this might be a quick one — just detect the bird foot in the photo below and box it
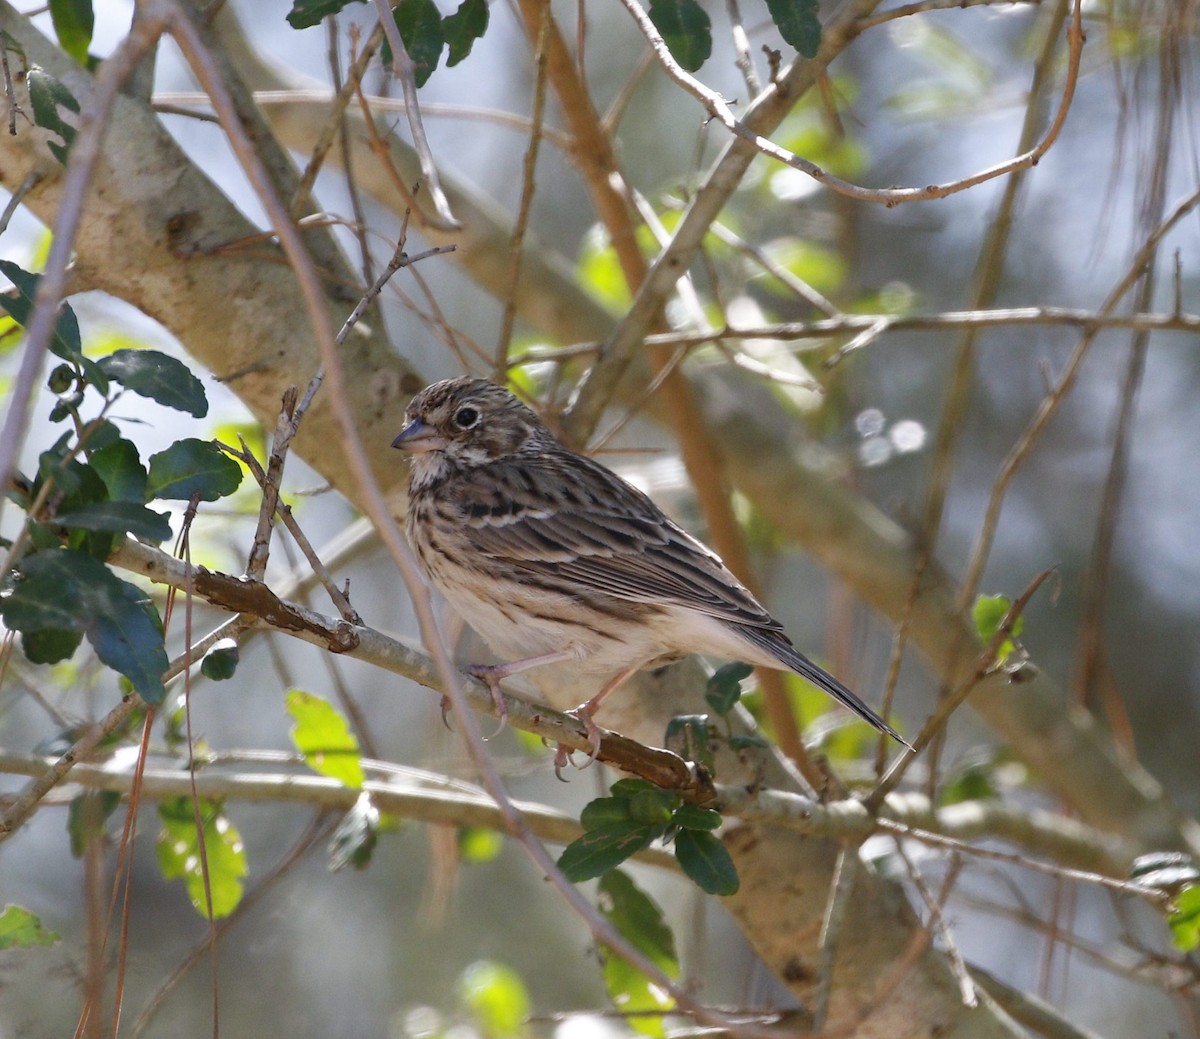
[465,664,510,740]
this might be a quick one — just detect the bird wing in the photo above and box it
[449,450,785,633]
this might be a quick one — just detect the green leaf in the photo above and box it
[1,549,167,701]
[286,689,365,788]
[1169,885,1200,952]
[22,626,83,664]
[705,662,751,716]
[55,501,172,542]
[89,436,147,503]
[25,66,79,163]
[0,905,60,949]
[146,438,243,501]
[938,759,999,806]
[286,0,366,29]
[647,0,711,72]
[597,871,678,1036]
[387,0,445,85]
[628,788,675,826]
[90,580,169,703]
[580,796,634,830]
[609,778,659,799]
[765,0,821,58]
[674,829,739,895]
[556,821,658,882]
[328,791,380,871]
[672,803,721,831]
[99,349,208,417]
[0,259,86,364]
[443,0,488,65]
[156,797,248,918]
[49,0,94,65]
[972,594,1025,663]
[458,960,531,1039]
[67,790,121,857]
[200,638,240,681]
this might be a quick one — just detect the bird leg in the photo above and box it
[556,662,647,774]
[466,649,576,738]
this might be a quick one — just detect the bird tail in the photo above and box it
[740,626,909,748]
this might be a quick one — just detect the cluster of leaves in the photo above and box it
[287,0,488,86]
[286,0,820,82]
[0,262,243,704]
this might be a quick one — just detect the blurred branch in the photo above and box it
[0,752,1139,881]
[512,306,1200,365]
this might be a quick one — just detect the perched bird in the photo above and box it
[393,376,904,761]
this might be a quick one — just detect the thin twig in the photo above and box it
[370,0,459,229]
[614,0,1084,206]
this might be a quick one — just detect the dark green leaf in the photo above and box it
[99,349,208,417]
[705,661,751,715]
[25,66,79,163]
[663,713,712,768]
[286,689,365,788]
[200,638,240,681]
[672,803,721,831]
[580,796,633,830]
[0,259,85,363]
[156,796,247,918]
[89,437,147,503]
[21,627,83,664]
[67,790,121,857]
[597,870,677,969]
[765,0,821,59]
[0,549,167,701]
[609,778,658,799]
[387,0,444,85]
[443,0,488,65]
[1170,885,1200,952]
[56,501,172,542]
[146,439,243,501]
[286,0,366,29]
[49,0,94,65]
[647,0,711,72]
[328,792,380,871]
[557,821,658,882]
[628,788,675,826]
[0,905,60,949]
[90,580,168,703]
[674,829,739,895]
[597,871,678,1035]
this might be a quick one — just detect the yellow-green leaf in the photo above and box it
[286,689,365,788]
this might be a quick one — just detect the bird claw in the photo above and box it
[466,664,510,741]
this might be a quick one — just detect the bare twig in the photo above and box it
[613,0,1084,207]
[370,0,459,229]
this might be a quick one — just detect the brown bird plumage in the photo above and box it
[393,377,903,757]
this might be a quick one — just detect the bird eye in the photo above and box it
[453,407,480,429]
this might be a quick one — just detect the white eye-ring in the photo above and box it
[453,406,480,429]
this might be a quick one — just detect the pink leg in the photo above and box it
[557,661,647,773]
[467,649,576,738]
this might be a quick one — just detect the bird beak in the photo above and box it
[391,418,448,453]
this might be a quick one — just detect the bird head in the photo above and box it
[392,378,550,477]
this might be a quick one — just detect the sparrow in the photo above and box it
[393,376,903,762]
